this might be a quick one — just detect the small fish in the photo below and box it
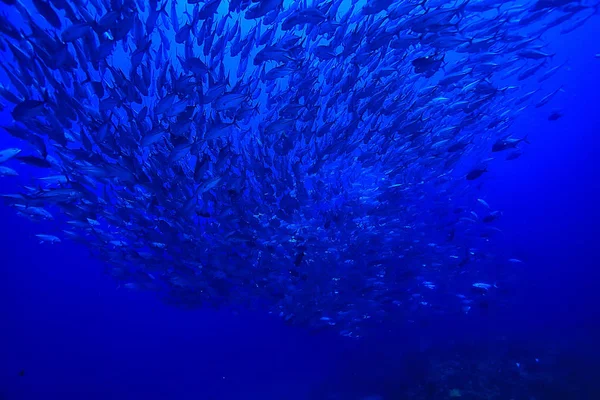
[35,234,61,244]
[508,258,524,263]
[199,176,222,193]
[168,143,192,163]
[61,23,91,42]
[0,166,18,176]
[466,168,487,180]
[472,282,495,291]
[141,130,166,147]
[517,49,554,60]
[548,110,562,121]
[0,148,21,163]
[506,150,523,161]
[32,0,61,29]
[11,100,46,121]
[37,175,68,184]
[15,205,53,220]
[477,199,490,209]
[535,86,565,108]
[492,136,529,152]
[16,156,52,168]
[214,93,248,111]
[482,211,502,223]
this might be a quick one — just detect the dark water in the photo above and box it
[1,0,600,399]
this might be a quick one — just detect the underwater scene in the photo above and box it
[0,0,599,398]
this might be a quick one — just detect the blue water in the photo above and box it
[1,1,600,399]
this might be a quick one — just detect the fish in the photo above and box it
[0,0,592,336]
[548,110,563,121]
[61,23,92,42]
[16,156,52,168]
[14,205,53,220]
[0,148,21,163]
[32,0,62,29]
[168,143,192,164]
[214,93,248,111]
[472,282,495,291]
[506,150,523,161]
[477,199,490,209]
[0,165,18,176]
[492,137,529,152]
[482,211,502,223]
[535,86,564,108]
[517,49,554,60]
[466,168,487,180]
[35,234,61,244]
[11,100,46,121]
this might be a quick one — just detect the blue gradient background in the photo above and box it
[1,7,599,400]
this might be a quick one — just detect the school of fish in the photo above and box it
[0,0,597,337]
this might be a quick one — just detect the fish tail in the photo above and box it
[20,29,32,40]
[232,116,241,129]
[81,70,92,85]
[40,90,50,103]
[158,1,169,16]
[457,0,471,12]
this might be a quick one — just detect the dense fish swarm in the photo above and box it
[0,0,597,336]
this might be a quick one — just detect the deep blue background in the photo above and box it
[1,11,599,400]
